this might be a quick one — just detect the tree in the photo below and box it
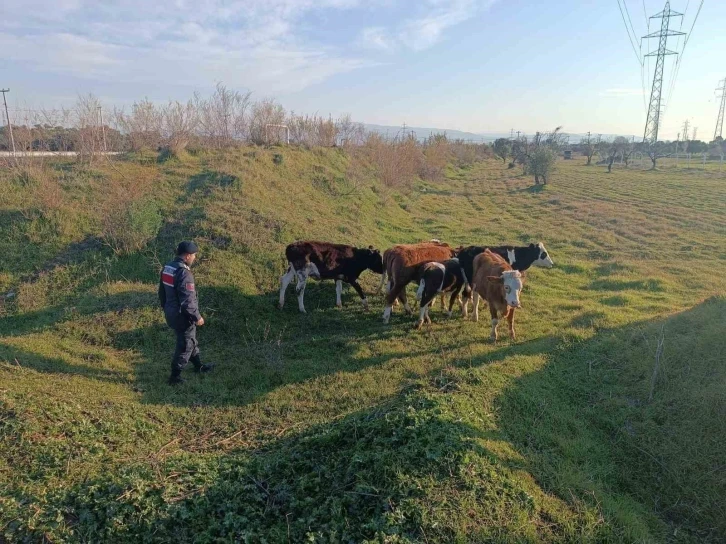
[644,141,669,169]
[602,136,630,173]
[619,137,635,168]
[519,127,564,184]
[493,138,511,164]
[580,136,597,165]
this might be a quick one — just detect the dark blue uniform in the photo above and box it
[158,257,203,378]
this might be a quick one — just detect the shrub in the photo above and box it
[101,199,162,255]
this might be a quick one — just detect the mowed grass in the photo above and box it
[1,151,725,543]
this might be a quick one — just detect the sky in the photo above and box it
[1,0,725,140]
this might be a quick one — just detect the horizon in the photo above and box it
[2,0,726,141]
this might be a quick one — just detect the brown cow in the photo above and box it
[470,249,524,341]
[382,241,456,324]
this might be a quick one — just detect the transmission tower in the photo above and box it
[642,1,685,145]
[714,78,726,141]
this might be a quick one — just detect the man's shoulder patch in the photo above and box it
[185,283,195,291]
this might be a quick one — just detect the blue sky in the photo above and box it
[2,0,725,140]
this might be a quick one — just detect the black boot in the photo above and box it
[168,374,186,385]
[191,353,214,374]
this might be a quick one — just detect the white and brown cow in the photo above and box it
[381,241,456,324]
[470,249,524,341]
[413,258,467,329]
[279,241,384,313]
[458,242,552,315]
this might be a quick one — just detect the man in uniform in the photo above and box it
[158,241,214,385]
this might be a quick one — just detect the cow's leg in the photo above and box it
[461,284,472,317]
[416,279,426,302]
[439,292,446,312]
[400,289,412,315]
[295,269,309,313]
[489,305,499,342]
[335,280,343,308]
[377,271,387,294]
[471,291,480,322]
[425,305,432,324]
[349,279,369,310]
[416,291,435,329]
[384,283,405,324]
[506,308,516,340]
[279,263,295,309]
[447,289,460,317]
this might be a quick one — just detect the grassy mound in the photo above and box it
[1,151,724,542]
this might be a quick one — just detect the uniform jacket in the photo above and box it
[158,257,201,326]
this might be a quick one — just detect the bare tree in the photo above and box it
[335,114,365,147]
[580,135,597,166]
[160,100,198,155]
[194,83,251,147]
[74,94,103,161]
[620,138,635,168]
[644,141,670,169]
[249,99,286,145]
[602,137,629,173]
[114,99,162,151]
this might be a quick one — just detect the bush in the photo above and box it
[101,199,162,255]
[527,147,558,184]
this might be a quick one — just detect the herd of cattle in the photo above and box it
[278,240,553,340]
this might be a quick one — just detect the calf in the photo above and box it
[377,239,444,295]
[414,258,466,329]
[470,249,524,341]
[279,241,383,313]
[382,241,456,323]
[458,242,552,315]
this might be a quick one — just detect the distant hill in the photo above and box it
[362,124,641,144]
[362,123,509,143]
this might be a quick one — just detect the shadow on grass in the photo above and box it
[4,289,724,541]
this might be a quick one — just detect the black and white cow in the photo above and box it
[279,241,384,313]
[456,242,553,315]
[413,258,467,328]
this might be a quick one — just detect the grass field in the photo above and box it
[1,150,725,543]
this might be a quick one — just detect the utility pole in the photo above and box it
[98,106,107,152]
[682,119,690,154]
[675,132,680,166]
[510,128,514,139]
[692,126,697,142]
[516,130,521,139]
[642,1,685,147]
[1,88,16,157]
[714,78,726,141]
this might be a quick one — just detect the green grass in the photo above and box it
[1,151,725,542]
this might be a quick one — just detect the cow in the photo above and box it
[377,239,445,295]
[381,241,456,324]
[413,258,467,329]
[470,249,524,342]
[279,241,384,313]
[457,242,552,316]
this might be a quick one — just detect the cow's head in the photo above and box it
[303,260,321,280]
[531,242,554,268]
[363,246,384,274]
[487,270,524,308]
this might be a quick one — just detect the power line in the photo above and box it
[663,0,704,115]
[617,0,643,65]
[642,0,649,27]
[623,0,639,46]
